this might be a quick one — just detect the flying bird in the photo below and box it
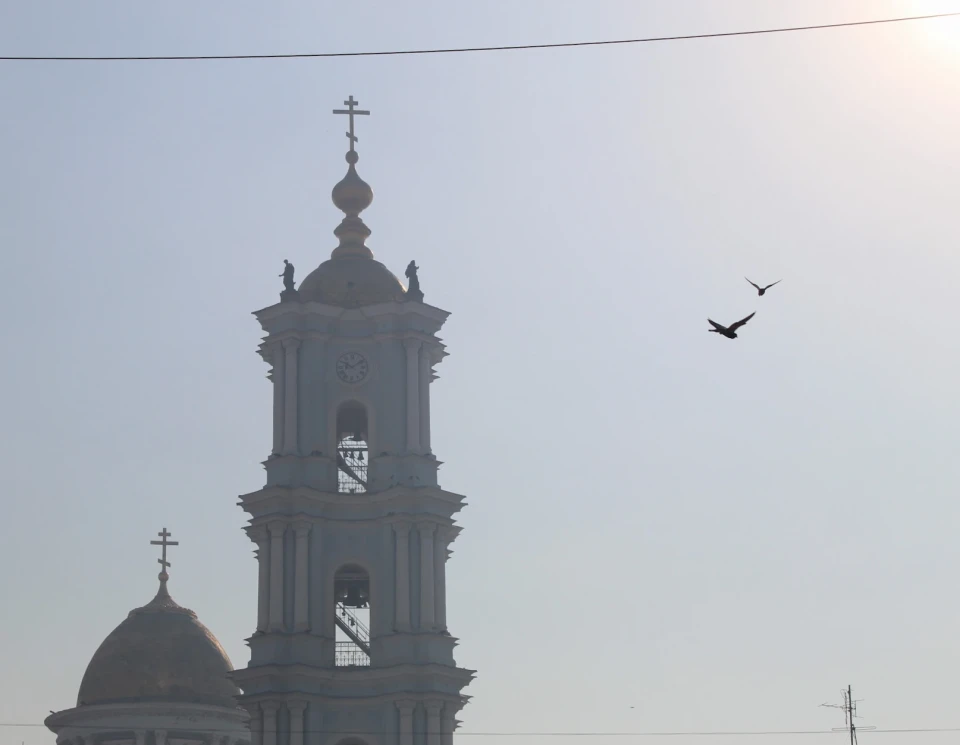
[745,277,781,296]
[708,312,756,339]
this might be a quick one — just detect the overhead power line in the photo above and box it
[1,11,959,61]
[9,722,960,736]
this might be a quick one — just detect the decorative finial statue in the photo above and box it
[280,259,296,295]
[405,260,424,302]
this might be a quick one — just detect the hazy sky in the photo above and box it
[2,1,960,744]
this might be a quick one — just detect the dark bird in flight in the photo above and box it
[708,312,756,339]
[745,277,781,296]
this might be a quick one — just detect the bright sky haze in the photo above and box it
[2,2,960,744]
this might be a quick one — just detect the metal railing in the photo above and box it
[337,438,368,493]
[336,603,370,643]
[335,641,371,667]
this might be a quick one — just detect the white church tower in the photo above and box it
[233,97,473,745]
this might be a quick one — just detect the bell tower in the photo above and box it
[233,97,473,745]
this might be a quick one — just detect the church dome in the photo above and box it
[290,143,409,308]
[76,579,240,709]
[298,256,405,307]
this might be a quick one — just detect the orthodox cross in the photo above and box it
[150,527,179,577]
[333,95,370,152]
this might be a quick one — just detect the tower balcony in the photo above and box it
[335,642,371,667]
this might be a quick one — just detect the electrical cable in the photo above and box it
[1,11,959,61]
[5,723,960,736]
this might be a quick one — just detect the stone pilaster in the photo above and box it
[267,521,286,632]
[288,701,307,745]
[419,345,431,453]
[250,525,270,633]
[404,339,422,453]
[282,339,300,455]
[271,344,284,455]
[249,705,263,745]
[425,702,443,745]
[441,706,456,745]
[293,521,311,631]
[434,526,449,630]
[261,702,279,745]
[396,701,416,745]
[418,522,436,629]
[393,521,412,631]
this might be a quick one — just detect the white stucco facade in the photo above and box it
[45,702,249,745]
[234,100,473,745]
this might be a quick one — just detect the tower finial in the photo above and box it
[333,95,370,156]
[150,527,179,586]
[330,96,374,259]
[134,526,192,614]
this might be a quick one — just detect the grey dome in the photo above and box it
[298,256,406,307]
[77,581,240,709]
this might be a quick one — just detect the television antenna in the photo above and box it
[821,685,875,745]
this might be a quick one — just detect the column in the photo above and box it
[441,706,456,745]
[209,737,223,745]
[418,522,436,629]
[288,701,307,745]
[293,521,311,631]
[393,521,411,631]
[282,338,300,455]
[261,702,279,745]
[396,701,416,745]
[434,526,448,630]
[268,520,286,632]
[249,703,264,745]
[134,732,146,745]
[272,344,285,455]
[251,526,269,633]
[404,338,422,453]
[419,345,431,453]
[426,702,443,745]
[154,732,167,745]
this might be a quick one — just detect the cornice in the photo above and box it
[255,298,450,328]
[45,702,249,730]
[238,484,467,522]
[231,661,475,691]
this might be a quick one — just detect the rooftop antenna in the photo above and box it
[821,685,875,745]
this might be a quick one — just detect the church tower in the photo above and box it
[233,97,473,745]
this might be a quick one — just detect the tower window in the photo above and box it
[336,402,368,494]
[334,564,371,667]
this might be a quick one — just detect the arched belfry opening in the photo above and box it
[334,564,370,667]
[336,402,368,494]
[239,97,474,745]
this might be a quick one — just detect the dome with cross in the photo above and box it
[75,576,240,708]
[45,529,249,745]
[294,96,410,308]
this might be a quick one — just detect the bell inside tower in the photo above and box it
[336,402,368,494]
[334,564,370,666]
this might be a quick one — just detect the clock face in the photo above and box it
[336,352,369,384]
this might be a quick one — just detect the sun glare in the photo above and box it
[916,9,960,56]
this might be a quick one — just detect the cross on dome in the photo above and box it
[333,95,370,156]
[150,527,179,582]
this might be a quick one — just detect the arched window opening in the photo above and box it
[334,564,371,667]
[337,402,368,494]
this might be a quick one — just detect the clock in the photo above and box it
[336,352,369,384]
